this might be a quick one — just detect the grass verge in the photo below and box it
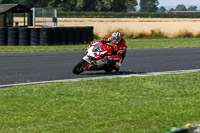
[0,72,200,133]
[0,38,200,53]
[126,38,200,49]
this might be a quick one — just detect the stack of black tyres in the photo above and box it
[30,28,40,46]
[59,27,67,45]
[65,27,74,44]
[0,28,7,45]
[8,28,18,46]
[87,26,93,43]
[40,28,52,45]
[80,27,88,44]
[52,27,60,45]
[19,28,30,46]
[73,27,81,44]
[0,26,93,46]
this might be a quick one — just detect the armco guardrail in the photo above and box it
[0,26,93,46]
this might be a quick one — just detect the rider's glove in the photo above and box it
[100,40,111,44]
[90,41,96,44]
[117,51,123,55]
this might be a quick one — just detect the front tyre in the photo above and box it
[72,59,88,74]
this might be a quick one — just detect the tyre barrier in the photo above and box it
[59,27,67,45]
[52,27,60,45]
[66,27,74,44]
[80,27,88,44]
[87,26,94,43]
[0,28,7,45]
[0,26,93,46]
[19,28,30,46]
[73,27,81,44]
[40,28,53,45]
[30,28,40,46]
[8,28,19,46]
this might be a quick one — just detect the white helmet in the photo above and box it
[111,32,121,45]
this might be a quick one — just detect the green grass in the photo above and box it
[126,38,200,49]
[1,38,200,53]
[0,72,200,133]
[0,45,88,53]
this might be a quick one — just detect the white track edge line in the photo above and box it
[1,69,200,88]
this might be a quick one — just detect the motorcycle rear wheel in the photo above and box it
[104,62,115,73]
[72,59,88,74]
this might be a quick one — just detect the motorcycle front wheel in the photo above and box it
[72,59,88,74]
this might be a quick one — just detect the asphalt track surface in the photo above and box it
[0,47,200,86]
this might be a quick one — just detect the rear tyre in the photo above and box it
[104,62,115,73]
[72,59,87,74]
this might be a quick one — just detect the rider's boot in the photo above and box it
[115,62,121,72]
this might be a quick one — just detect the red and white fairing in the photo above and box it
[84,41,113,67]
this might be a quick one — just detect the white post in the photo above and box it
[42,8,45,26]
[54,8,57,27]
[31,8,35,26]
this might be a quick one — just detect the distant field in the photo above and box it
[58,18,200,38]
[15,18,200,38]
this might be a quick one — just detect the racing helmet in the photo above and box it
[111,32,121,45]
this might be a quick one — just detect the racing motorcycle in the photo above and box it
[72,41,116,74]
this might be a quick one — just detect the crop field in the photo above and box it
[57,18,200,38]
[15,17,200,38]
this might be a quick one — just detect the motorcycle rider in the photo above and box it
[98,32,127,72]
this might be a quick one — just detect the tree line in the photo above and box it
[158,5,198,13]
[0,0,138,12]
[0,0,198,12]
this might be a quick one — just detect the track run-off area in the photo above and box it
[0,47,200,88]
